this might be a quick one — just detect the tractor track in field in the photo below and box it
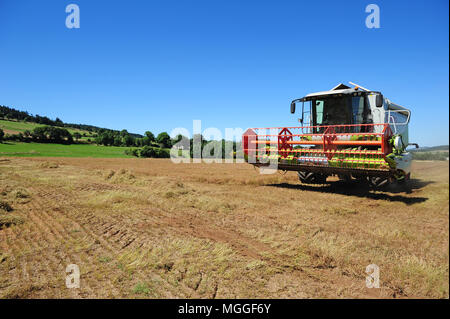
[18,181,323,297]
[3,193,89,297]
[4,183,202,298]
[26,194,99,297]
[2,176,351,298]
[157,213,271,260]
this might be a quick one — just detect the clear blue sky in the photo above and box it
[0,0,448,146]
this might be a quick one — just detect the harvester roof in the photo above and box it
[299,83,378,101]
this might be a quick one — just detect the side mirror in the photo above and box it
[290,101,296,114]
[376,94,383,107]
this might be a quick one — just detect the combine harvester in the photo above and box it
[242,82,419,188]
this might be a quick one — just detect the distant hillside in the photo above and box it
[0,105,143,138]
[410,145,449,152]
[409,144,449,161]
[0,105,165,149]
[0,104,241,157]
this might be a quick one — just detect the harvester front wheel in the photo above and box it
[338,174,352,183]
[298,171,327,184]
[397,173,410,185]
[367,176,390,189]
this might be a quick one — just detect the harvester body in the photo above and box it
[242,83,417,187]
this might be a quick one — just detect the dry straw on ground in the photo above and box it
[0,157,448,298]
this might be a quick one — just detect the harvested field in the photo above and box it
[0,158,448,298]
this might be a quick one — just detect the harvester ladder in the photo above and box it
[301,102,312,133]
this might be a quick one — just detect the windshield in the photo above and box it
[312,95,369,128]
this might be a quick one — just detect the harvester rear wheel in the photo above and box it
[367,176,390,189]
[298,171,327,184]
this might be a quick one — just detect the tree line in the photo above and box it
[0,125,176,149]
[126,134,242,159]
[0,126,73,144]
[94,130,173,148]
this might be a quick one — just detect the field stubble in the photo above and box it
[0,157,448,298]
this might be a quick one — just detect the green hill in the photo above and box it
[0,119,94,141]
[0,106,172,158]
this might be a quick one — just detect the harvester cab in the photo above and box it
[243,82,418,188]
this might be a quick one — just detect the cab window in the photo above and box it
[315,100,324,125]
[351,96,365,124]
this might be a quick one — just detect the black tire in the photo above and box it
[298,171,327,184]
[396,172,410,185]
[338,174,352,183]
[396,173,412,192]
[367,176,390,189]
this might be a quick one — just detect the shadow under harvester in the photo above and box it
[267,178,431,205]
